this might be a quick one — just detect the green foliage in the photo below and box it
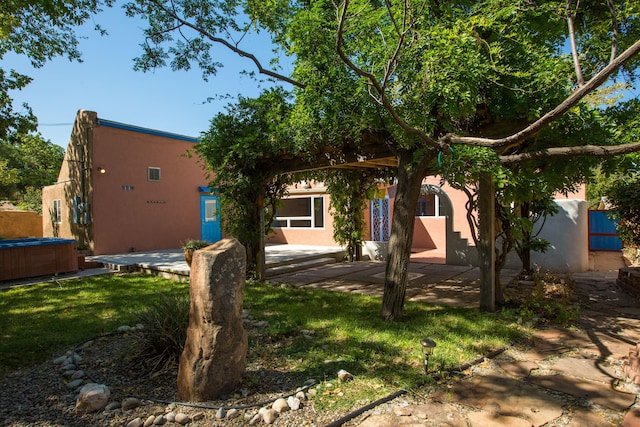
[1,0,113,140]
[317,168,392,261]
[0,133,64,212]
[131,293,190,369]
[604,171,640,248]
[180,239,210,251]
[196,88,295,275]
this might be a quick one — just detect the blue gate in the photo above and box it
[588,210,622,251]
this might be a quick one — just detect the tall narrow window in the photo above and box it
[53,199,62,223]
[416,193,441,217]
[148,167,161,181]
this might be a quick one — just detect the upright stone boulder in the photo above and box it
[177,238,248,401]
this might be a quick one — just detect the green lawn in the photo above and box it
[0,274,189,373]
[0,273,529,410]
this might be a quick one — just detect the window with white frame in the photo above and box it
[148,167,161,181]
[53,199,62,223]
[273,196,324,228]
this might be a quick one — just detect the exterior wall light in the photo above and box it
[420,338,437,374]
[97,167,106,174]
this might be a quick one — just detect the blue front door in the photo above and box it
[200,195,222,243]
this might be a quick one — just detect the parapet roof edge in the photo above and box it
[96,118,200,143]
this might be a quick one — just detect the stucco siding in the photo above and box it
[91,123,206,254]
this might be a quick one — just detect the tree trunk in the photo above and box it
[381,150,431,321]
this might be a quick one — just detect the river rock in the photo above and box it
[75,383,110,414]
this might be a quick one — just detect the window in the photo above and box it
[148,167,161,181]
[53,199,62,223]
[416,193,441,217]
[273,196,324,228]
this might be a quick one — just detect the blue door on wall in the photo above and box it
[200,195,222,243]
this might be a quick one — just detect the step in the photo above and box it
[266,257,338,277]
[266,250,345,268]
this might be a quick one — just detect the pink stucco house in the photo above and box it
[42,110,220,255]
[43,109,588,272]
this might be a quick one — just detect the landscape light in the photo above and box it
[420,338,437,374]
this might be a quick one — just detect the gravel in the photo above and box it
[0,333,399,427]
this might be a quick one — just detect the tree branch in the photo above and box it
[607,0,619,62]
[500,141,640,164]
[566,0,585,86]
[441,38,640,150]
[148,0,305,89]
[336,0,440,148]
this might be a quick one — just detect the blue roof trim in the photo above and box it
[97,119,200,143]
[199,186,212,193]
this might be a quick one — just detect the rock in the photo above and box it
[126,418,143,427]
[263,408,278,424]
[177,238,248,401]
[143,415,155,427]
[175,413,190,425]
[153,414,165,424]
[104,402,120,411]
[71,370,85,380]
[60,363,76,371]
[192,412,204,421]
[623,408,640,427]
[296,391,306,401]
[215,407,226,419]
[288,396,301,410]
[67,378,84,389]
[71,353,83,363]
[117,325,131,333]
[227,408,240,419]
[272,398,289,413]
[338,369,353,381]
[75,383,110,414]
[249,413,262,425]
[308,389,317,397]
[122,397,142,411]
[53,355,68,364]
[165,412,175,422]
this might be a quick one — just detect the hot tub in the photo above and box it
[0,238,78,281]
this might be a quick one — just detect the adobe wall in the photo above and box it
[0,211,43,239]
[91,123,206,254]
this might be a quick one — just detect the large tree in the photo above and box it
[0,133,64,212]
[126,0,640,320]
[1,0,113,140]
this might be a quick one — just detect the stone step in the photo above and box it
[266,257,338,277]
[266,250,345,268]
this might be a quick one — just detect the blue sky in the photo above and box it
[8,4,293,148]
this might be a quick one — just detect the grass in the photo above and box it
[243,282,529,411]
[0,273,530,412]
[0,273,188,373]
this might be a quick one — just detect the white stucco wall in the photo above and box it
[506,199,589,273]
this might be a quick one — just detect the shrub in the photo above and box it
[131,293,190,370]
[604,171,640,249]
[509,270,580,326]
